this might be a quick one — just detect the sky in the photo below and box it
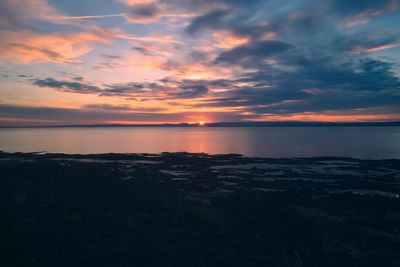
[0,0,400,125]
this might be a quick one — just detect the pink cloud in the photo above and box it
[344,0,399,27]
[0,29,113,64]
[352,44,398,54]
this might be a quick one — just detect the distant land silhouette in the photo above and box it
[1,121,399,128]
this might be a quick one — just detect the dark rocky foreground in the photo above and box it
[1,151,400,267]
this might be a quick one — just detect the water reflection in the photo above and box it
[0,127,399,159]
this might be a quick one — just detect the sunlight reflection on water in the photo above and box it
[0,127,399,159]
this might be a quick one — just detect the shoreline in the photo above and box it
[0,150,376,157]
[2,151,400,266]
[2,150,400,161]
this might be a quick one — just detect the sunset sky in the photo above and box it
[0,0,400,125]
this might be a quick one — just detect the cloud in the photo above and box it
[168,0,261,9]
[333,0,400,27]
[2,0,400,123]
[115,0,197,24]
[0,103,249,126]
[32,76,211,100]
[0,28,113,64]
[174,82,209,98]
[246,89,400,115]
[352,44,398,53]
[186,9,230,34]
[31,48,400,118]
[132,46,153,55]
[0,22,177,66]
[98,54,122,60]
[124,2,162,23]
[213,57,400,113]
[84,104,132,111]
[332,0,391,14]
[0,0,179,65]
[0,0,61,30]
[33,78,102,94]
[0,104,184,125]
[101,78,210,99]
[215,41,293,65]
[119,0,155,5]
[84,103,167,113]
[185,8,273,41]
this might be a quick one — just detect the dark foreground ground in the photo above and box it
[1,152,400,267]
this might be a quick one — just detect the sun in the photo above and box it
[198,121,205,126]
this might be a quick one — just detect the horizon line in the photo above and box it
[1,121,399,128]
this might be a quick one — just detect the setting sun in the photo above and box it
[198,121,205,126]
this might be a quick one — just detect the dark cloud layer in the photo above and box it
[186,9,229,34]
[33,78,101,94]
[32,77,211,100]
[179,0,400,118]
[125,3,161,23]
[215,41,293,65]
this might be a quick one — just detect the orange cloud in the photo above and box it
[252,113,400,123]
[344,0,399,27]
[352,44,398,53]
[0,22,179,65]
[0,29,113,64]
[212,31,249,49]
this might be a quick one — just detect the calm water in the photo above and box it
[0,127,399,159]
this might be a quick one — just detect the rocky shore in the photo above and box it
[1,151,400,266]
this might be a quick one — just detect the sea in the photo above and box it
[0,126,399,159]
